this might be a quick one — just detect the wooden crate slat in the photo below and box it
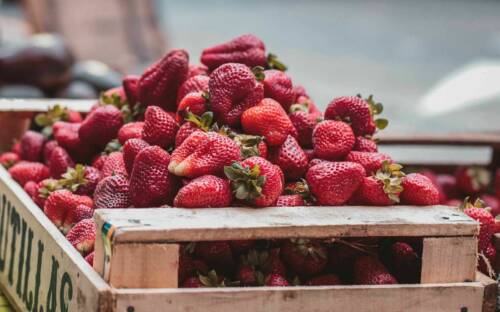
[0,98,94,112]
[379,133,500,148]
[94,206,478,244]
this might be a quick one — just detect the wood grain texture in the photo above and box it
[109,243,179,289]
[112,281,487,312]
[421,237,477,284]
[94,206,478,243]
[476,272,498,312]
[379,133,500,148]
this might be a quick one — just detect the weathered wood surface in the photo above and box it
[0,98,94,112]
[0,166,112,311]
[95,206,478,244]
[379,133,500,148]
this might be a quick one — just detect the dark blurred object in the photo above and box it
[0,33,74,93]
[0,85,44,98]
[56,81,98,99]
[71,60,122,92]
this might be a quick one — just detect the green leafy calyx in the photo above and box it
[224,162,266,201]
[267,53,288,71]
[374,160,405,203]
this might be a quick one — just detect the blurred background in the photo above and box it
[1,0,500,135]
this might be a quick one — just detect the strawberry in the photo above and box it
[201,34,266,70]
[281,238,327,278]
[11,142,21,156]
[304,149,314,161]
[312,120,355,160]
[276,194,305,206]
[34,105,81,137]
[194,242,235,275]
[130,146,176,207]
[176,92,209,123]
[67,204,94,224]
[117,122,144,145]
[141,106,179,149]
[229,240,255,255]
[265,274,290,286]
[138,49,189,110]
[169,131,241,178]
[462,198,495,252]
[122,75,139,106]
[306,274,342,286]
[0,152,19,169]
[385,242,420,283]
[44,190,93,233]
[400,173,440,205]
[101,152,128,178]
[345,151,392,175]
[182,270,235,288]
[48,147,75,179]
[455,166,490,195]
[174,112,215,147]
[236,265,258,286]
[284,179,315,204]
[327,238,378,281]
[93,175,130,209]
[306,161,365,205]
[85,251,94,267]
[354,161,404,205]
[353,256,398,285]
[9,162,50,186]
[230,132,268,159]
[176,74,209,106]
[293,85,309,100]
[20,131,45,161]
[24,181,39,199]
[436,174,459,200]
[236,248,282,286]
[79,105,124,149]
[91,155,107,171]
[122,138,150,174]
[268,135,308,180]
[481,194,500,217]
[353,136,378,152]
[241,98,296,146]
[174,175,232,208]
[179,255,209,282]
[43,140,58,164]
[57,165,101,196]
[288,106,318,149]
[187,64,209,78]
[53,121,95,162]
[324,95,387,136]
[262,69,294,111]
[65,219,96,256]
[34,178,60,208]
[224,156,284,207]
[308,158,329,169]
[445,198,462,207]
[209,63,264,126]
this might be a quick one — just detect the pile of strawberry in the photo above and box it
[0,34,441,284]
[420,167,500,275]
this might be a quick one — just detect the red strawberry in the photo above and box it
[142,106,179,149]
[117,122,144,145]
[308,158,330,169]
[201,34,266,70]
[241,98,296,146]
[179,255,209,282]
[79,105,124,149]
[482,194,500,217]
[43,140,58,164]
[479,242,496,276]
[276,194,305,207]
[224,156,284,207]
[93,175,130,209]
[0,152,19,169]
[455,166,490,195]
[187,64,209,78]
[345,151,392,175]
[20,131,45,161]
[194,242,235,275]
[400,173,440,205]
[122,75,139,106]
[174,111,216,147]
[49,147,75,178]
[306,274,342,286]
[353,136,378,152]
[281,239,328,278]
[24,181,39,199]
[176,92,209,123]
[182,270,233,288]
[174,175,232,208]
[325,95,387,136]
[306,161,365,205]
[9,162,50,186]
[65,204,94,229]
[85,251,94,267]
[101,152,128,178]
[436,174,460,200]
[236,265,258,286]
[138,49,189,110]
[312,120,355,160]
[130,146,175,207]
[11,142,21,156]
[304,149,314,161]
[293,85,309,100]
[229,240,255,255]
[169,131,241,178]
[65,219,96,256]
[262,69,294,111]
[353,256,398,285]
[44,190,93,233]
[91,155,107,171]
[176,74,209,106]
[268,135,308,180]
[58,165,102,196]
[265,274,290,286]
[53,122,95,162]
[284,179,315,204]
[230,132,268,159]
[354,161,404,206]
[327,238,377,280]
[445,198,462,207]
[209,63,264,126]
[123,138,150,174]
[385,242,420,283]
[34,178,60,208]
[288,106,318,149]
[462,198,495,252]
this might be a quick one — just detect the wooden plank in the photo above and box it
[0,166,112,311]
[112,281,486,312]
[94,206,478,244]
[476,272,498,312]
[0,112,31,153]
[421,237,477,284]
[108,243,179,289]
[379,133,500,148]
[0,98,94,112]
